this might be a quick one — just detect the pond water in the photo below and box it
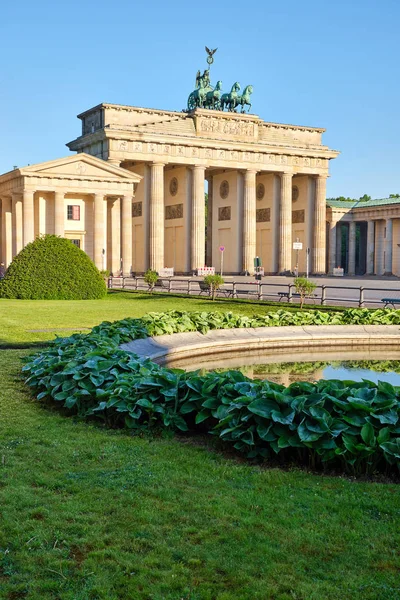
[237,361,400,387]
[175,348,400,386]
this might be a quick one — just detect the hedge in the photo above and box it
[0,235,107,300]
[23,310,400,476]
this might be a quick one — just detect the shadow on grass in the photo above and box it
[0,340,52,350]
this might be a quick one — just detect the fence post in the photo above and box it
[321,285,326,306]
[122,277,125,290]
[168,279,172,293]
[288,284,293,303]
[257,281,261,300]
[232,281,237,299]
[187,279,191,295]
[359,286,365,308]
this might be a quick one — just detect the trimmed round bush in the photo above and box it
[0,235,107,299]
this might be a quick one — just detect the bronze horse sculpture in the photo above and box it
[220,82,241,112]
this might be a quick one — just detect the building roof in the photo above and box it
[327,197,400,209]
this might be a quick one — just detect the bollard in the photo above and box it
[135,277,138,291]
[257,281,261,300]
[187,279,192,295]
[359,286,365,308]
[168,279,172,293]
[288,284,293,303]
[232,281,237,299]
[321,285,326,306]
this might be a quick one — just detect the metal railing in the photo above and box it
[108,276,399,309]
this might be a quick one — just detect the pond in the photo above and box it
[176,348,400,386]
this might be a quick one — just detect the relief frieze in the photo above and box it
[256,208,270,222]
[165,203,183,220]
[292,209,305,224]
[132,202,142,217]
[199,117,256,138]
[218,206,231,221]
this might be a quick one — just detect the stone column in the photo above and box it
[121,194,133,276]
[93,193,105,270]
[23,190,35,246]
[348,221,357,276]
[12,193,23,257]
[278,172,292,274]
[242,169,257,274]
[149,163,165,272]
[328,219,337,274]
[111,198,121,275]
[384,218,393,275]
[191,165,206,271]
[1,197,12,267]
[313,175,327,274]
[206,175,213,266]
[54,191,65,237]
[366,220,375,275]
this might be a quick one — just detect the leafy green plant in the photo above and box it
[144,269,158,293]
[294,277,317,309]
[203,274,225,301]
[0,235,106,300]
[22,309,400,476]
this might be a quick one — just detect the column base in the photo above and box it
[383,271,393,277]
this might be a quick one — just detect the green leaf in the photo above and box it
[377,427,390,444]
[248,398,278,418]
[361,422,375,447]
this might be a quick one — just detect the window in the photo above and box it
[67,205,80,220]
[71,239,81,249]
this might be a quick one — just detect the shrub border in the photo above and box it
[23,309,400,476]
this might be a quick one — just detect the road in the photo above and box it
[111,274,400,308]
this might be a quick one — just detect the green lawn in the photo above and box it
[0,291,289,346]
[0,293,399,599]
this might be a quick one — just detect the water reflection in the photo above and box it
[174,348,400,386]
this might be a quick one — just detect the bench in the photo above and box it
[278,292,318,304]
[381,298,400,309]
[198,282,233,298]
[154,279,170,290]
[235,288,259,298]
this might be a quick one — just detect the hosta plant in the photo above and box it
[22,309,400,476]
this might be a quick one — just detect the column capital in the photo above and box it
[151,162,165,168]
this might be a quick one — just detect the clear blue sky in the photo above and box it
[1,0,398,198]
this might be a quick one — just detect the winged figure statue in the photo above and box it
[205,46,217,64]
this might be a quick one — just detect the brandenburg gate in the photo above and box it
[0,49,340,275]
[66,102,338,275]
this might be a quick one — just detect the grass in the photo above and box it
[0,293,399,599]
[0,290,314,347]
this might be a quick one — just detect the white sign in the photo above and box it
[293,242,303,250]
[219,246,225,252]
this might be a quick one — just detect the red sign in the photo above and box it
[219,246,225,252]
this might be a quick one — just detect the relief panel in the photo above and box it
[165,203,183,220]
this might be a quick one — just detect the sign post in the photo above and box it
[292,239,302,277]
[219,246,225,276]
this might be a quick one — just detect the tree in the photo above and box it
[0,235,106,300]
[389,194,400,198]
[203,274,224,301]
[144,269,158,293]
[358,194,371,202]
[293,277,317,309]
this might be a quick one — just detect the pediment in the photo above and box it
[20,153,141,182]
